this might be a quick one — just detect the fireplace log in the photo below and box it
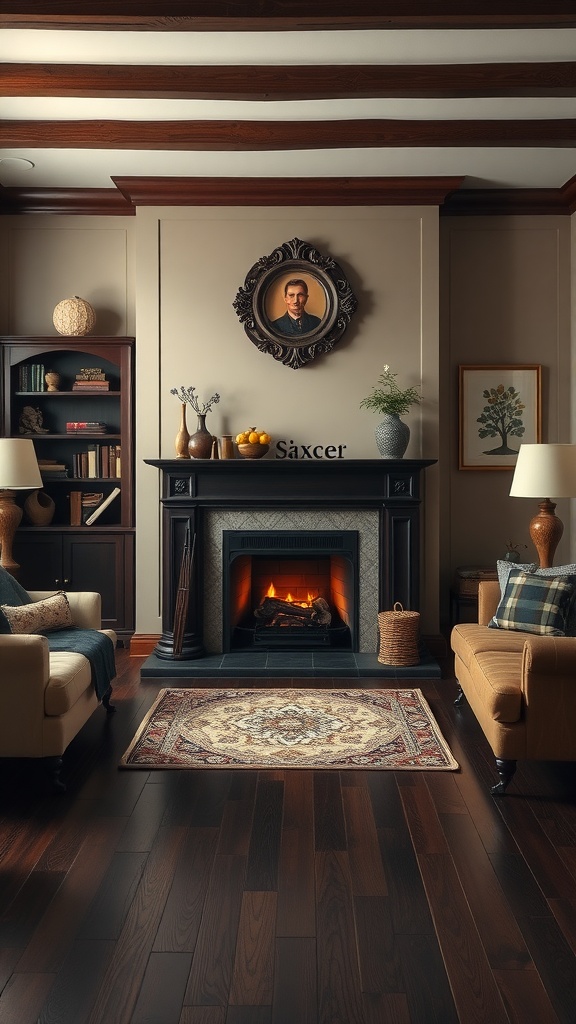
[254,597,314,621]
[254,595,332,626]
[311,597,331,625]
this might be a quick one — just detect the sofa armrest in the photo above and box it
[27,591,102,629]
[478,581,501,625]
[0,634,51,756]
[521,635,576,760]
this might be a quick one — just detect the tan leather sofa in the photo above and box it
[451,580,576,794]
[0,590,116,789]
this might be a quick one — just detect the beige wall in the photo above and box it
[441,216,573,609]
[2,207,574,640]
[0,216,135,336]
[136,206,440,637]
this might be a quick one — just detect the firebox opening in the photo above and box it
[222,531,358,652]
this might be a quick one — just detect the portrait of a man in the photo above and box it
[233,237,357,367]
[270,278,323,336]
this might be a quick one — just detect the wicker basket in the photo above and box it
[377,602,420,666]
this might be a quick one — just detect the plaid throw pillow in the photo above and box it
[489,570,575,636]
[532,563,576,637]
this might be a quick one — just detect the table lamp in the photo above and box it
[0,437,43,573]
[510,443,576,568]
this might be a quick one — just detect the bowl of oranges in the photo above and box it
[236,428,271,459]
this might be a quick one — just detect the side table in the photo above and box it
[450,566,498,627]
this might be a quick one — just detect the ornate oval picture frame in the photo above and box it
[233,237,358,369]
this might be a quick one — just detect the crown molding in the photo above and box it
[441,188,572,216]
[0,186,134,215]
[2,177,574,216]
[112,176,465,206]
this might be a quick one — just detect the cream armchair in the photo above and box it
[0,590,117,790]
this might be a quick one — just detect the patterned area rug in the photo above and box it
[121,688,458,771]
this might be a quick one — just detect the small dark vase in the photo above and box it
[505,549,520,563]
[188,413,213,459]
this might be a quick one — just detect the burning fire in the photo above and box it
[265,581,314,607]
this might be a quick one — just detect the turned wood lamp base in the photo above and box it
[0,489,23,573]
[529,499,564,569]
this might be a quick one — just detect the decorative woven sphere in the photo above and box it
[53,296,96,336]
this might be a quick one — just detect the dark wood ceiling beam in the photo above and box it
[2,4,576,31]
[3,118,575,149]
[3,62,576,99]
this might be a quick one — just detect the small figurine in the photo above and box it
[19,405,50,434]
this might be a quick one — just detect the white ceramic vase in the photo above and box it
[374,414,410,459]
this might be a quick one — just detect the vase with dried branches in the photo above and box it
[170,386,221,460]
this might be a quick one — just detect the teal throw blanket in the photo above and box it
[45,627,116,701]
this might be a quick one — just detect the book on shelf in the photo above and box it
[69,490,82,526]
[83,487,121,526]
[38,459,69,478]
[72,444,121,478]
[18,363,45,391]
[66,421,107,433]
[72,381,110,391]
[81,492,103,523]
[78,367,106,379]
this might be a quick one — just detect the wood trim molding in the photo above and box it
[4,62,575,100]
[2,5,576,31]
[0,186,135,215]
[441,187,573,216]
[112,175,465,207]
[561,173,576,212]
[129,634,160,657]
[2,177,574,215]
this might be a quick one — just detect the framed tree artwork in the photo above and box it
[459,365,542,470]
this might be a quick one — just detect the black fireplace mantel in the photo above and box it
[145,458,436,659]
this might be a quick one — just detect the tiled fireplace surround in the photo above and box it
[141,458,439,678]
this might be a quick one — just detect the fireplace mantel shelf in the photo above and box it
[146,457,436,661]
[145,457,436,508]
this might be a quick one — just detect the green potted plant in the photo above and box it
[360,364,421,458]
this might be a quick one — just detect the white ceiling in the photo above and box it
[1,25,575,193]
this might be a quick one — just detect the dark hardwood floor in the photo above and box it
[1,648,576,1024]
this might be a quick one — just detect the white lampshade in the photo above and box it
[510,444,576,498]
[0,438,42,489]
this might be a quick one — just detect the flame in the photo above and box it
[264,581,316,607]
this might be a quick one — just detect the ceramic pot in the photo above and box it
[44,371,61,392]
[174,403,191,459]
[23,489,56,526]
[188,413,214,459]
[374,414,410,459]
[221,435,235,459]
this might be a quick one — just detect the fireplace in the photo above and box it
[143,458,436,674]
[223,530,358,652]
